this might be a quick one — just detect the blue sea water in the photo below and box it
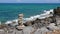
[0,3,60,22]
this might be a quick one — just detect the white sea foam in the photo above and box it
[5,9,53,24]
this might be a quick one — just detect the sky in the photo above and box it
[0,0,60,3]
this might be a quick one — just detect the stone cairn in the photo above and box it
[16,14,25,30]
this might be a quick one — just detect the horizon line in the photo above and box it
[0,3,59,4]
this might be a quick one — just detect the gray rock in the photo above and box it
[0,29,5,34]
[35,27,49,34]
[47,23,59,31]
[23,26,33,34]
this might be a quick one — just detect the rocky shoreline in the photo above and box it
[0,7,60,34]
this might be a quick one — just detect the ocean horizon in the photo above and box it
[0,3,60,23]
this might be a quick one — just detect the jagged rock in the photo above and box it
[24,21,32,26]
[47,23,59,31]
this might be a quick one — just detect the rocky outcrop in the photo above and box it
[54,7,60,15]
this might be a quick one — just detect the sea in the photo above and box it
[0,3,60,23]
